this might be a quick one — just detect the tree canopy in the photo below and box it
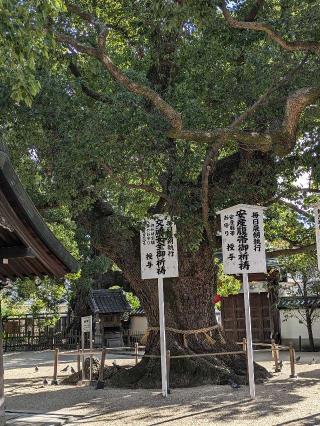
[1,0,320,312]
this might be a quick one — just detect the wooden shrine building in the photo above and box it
[88,289,130,347]
[220,258,282,344]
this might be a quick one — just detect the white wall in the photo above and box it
[280,309,320,348]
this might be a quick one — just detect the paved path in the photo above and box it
[3,350,320,425]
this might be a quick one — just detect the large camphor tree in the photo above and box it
[1,0,320,386]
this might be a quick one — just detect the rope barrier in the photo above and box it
[141,325,221,348]
[144,350,245,359]
[236,341,289,350]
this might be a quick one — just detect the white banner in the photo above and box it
[218,204,266,274]
[314,205,320,270]
[140,215,178,279]
[81,316,92,333]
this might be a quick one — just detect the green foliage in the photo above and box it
[282,254,318,276]
[109,285,140,309]
[215,260,241,311]
[0,0,64,105]
[125,291,140,310]
[1,0,320,313]
[2,276,67,317]
[1,298,26,318]
[216,261,241,298]
[265,204,314,251]
[281,254,320,331]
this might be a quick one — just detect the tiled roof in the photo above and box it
[89,289,131,314]
[131,307,145,316]
[278,296,320,310]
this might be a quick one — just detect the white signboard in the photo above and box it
[314,205,320,270]
[81,316,92,333]
[140,215,178,279]
[218,204,266,274]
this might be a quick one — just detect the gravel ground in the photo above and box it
[3,350,320,425]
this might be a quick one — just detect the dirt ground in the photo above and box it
[4,350,320,425]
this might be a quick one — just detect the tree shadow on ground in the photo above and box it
[294,368,320,379]
[5,370,320,426]
[5,377,45,393]
[276,412,320,425]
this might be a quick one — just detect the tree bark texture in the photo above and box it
[305,310,315,352]
[89,215,269,387]
[267,269,281,344]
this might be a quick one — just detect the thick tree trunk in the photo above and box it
[306,310,315,352]
[267,269,281,344]
[94,231,269,387]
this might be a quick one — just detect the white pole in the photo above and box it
[81,331,85,383]
[89,331,92,383]
[158,277,168,397]
[243,273,255,399]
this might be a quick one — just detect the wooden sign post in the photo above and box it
[81,315,93,383]
[218,204,267,399]
[140,215,178,397]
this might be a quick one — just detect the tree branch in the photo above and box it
[282,87,320,150]
[98,51,182,130]
[278,199,313,220]
[55,32,182,130]
[54,5,320,156]
[65,2,96,25]
[102,164,172,203]
[299,188,320,194]
[267,244,316,258]
[54,32,98,56]
[279,236,304,247]
[65,2,132,40]
[69,62,113,104]
[244,0,265,22]
[230,54,309,128]
[221,1,320,53]
[172,83,320,153]
[170,127,273,149]
[201,142,223,246]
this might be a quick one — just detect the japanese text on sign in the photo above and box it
[140,215,179,279]
[81,316,92,333]
[218,204,266,274]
